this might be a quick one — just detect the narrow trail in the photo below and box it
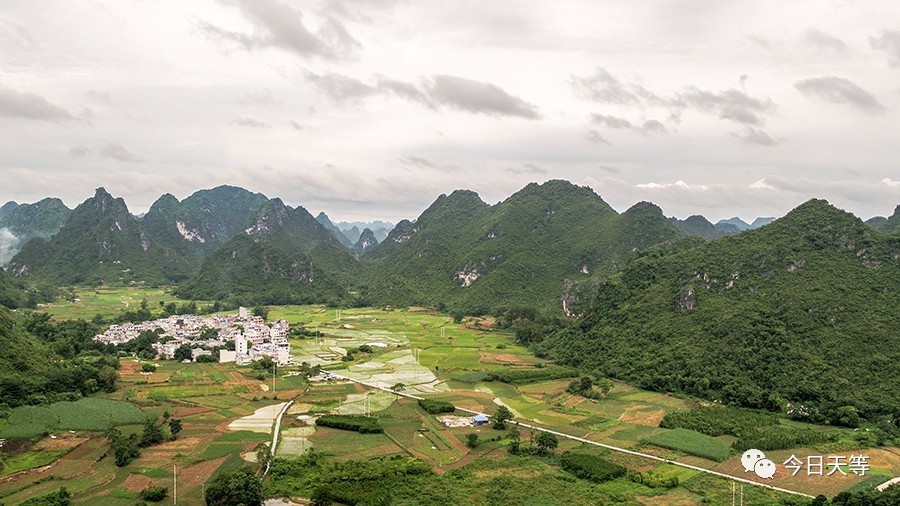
[327,373,816,500]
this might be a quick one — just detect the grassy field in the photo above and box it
[0,398,147,439]
[642,428,733,462]
[37,286,209,320]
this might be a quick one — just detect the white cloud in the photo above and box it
[0,1,897,224]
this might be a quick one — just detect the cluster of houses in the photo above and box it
[93,306,292,365]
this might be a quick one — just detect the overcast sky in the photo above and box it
[1,0,898,223]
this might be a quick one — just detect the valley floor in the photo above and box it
[1,296,897,504]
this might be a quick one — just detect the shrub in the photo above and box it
[485,366,578,385]
[418,398,454,414]
[315,414,383,434]
[139,486,168,502]
[560,452,626,483]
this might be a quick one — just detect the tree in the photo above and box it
[140,486,168,502]
[492,405,513,430]
[596,378,614,397]
[507,426,521,455]
[466,433,480,449]
[204,467,263,506]
[141,363,156,372]
[173,344,192,362]
[252,306,269,320]
[20,487,70,506]
[168,418,183,438]
[391,383,405,391]
[106,428,140,467]
[255,442,272,469]
[140,418,164,447]
[536,432,558,454]
[251,355,275,371]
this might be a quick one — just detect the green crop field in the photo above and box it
[0,398,147,439]
[642,428,733,462]
[0,449,71,477]
[38,286,209,320]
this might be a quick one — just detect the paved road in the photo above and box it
[327,373,815,500]
[264,400,294,477]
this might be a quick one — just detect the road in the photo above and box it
[326,373,815,500]
[264,400,294,477]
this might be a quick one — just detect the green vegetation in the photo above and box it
[491,405,513,430]
[362,180,681,312]
[0,309,123,411]
[9,188,192,285]
[830,484,900,505]
[0,398,146,439]
[315,414,384,434]
[486,366,578,385]
[20,487,70,506]
[0,449,71,477]
[268,453,433,506]
[642,428,732,462]
[659,406,836,452]
[0,198,70,265]
[175,199,357,306]
[537,200,900,433]
[418,398,455,414]
[660,406,776,436]
[139,486,167,502]
[559,452,627,483]
[204,466,263,506]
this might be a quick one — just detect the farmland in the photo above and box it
[0,299,897,504]
[37,286,208,321]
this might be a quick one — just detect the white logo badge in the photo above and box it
[741,449,766,473]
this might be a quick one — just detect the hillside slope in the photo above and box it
[536,200,900,425]
[9,188,190,285]
[363,180,681,312]
[175,199,358,304]
[0,198,71,264]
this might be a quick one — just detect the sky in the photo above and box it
[0,0,899,223]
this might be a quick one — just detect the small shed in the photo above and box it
[472,414,490,425]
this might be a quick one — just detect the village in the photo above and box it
[93,306,292,365]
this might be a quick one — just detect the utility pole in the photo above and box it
[273,362,276,394]
[173,464,177,505]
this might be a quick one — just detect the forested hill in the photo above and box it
[362,180,681,312]
[0,268,25,309]
[0,197,71,264]
[9,188,191,285]
[878,205,900,233]
[141,185,269,263]
[173,198,358,305]
[535,199,900,426]
[0,307,119,407]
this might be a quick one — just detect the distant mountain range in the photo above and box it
[361,181,681,311]
[2,182,897,314]
[0,198,70,264]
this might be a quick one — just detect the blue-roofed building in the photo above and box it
[472,414,490,425]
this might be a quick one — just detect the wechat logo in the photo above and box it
[741,449,776,479]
